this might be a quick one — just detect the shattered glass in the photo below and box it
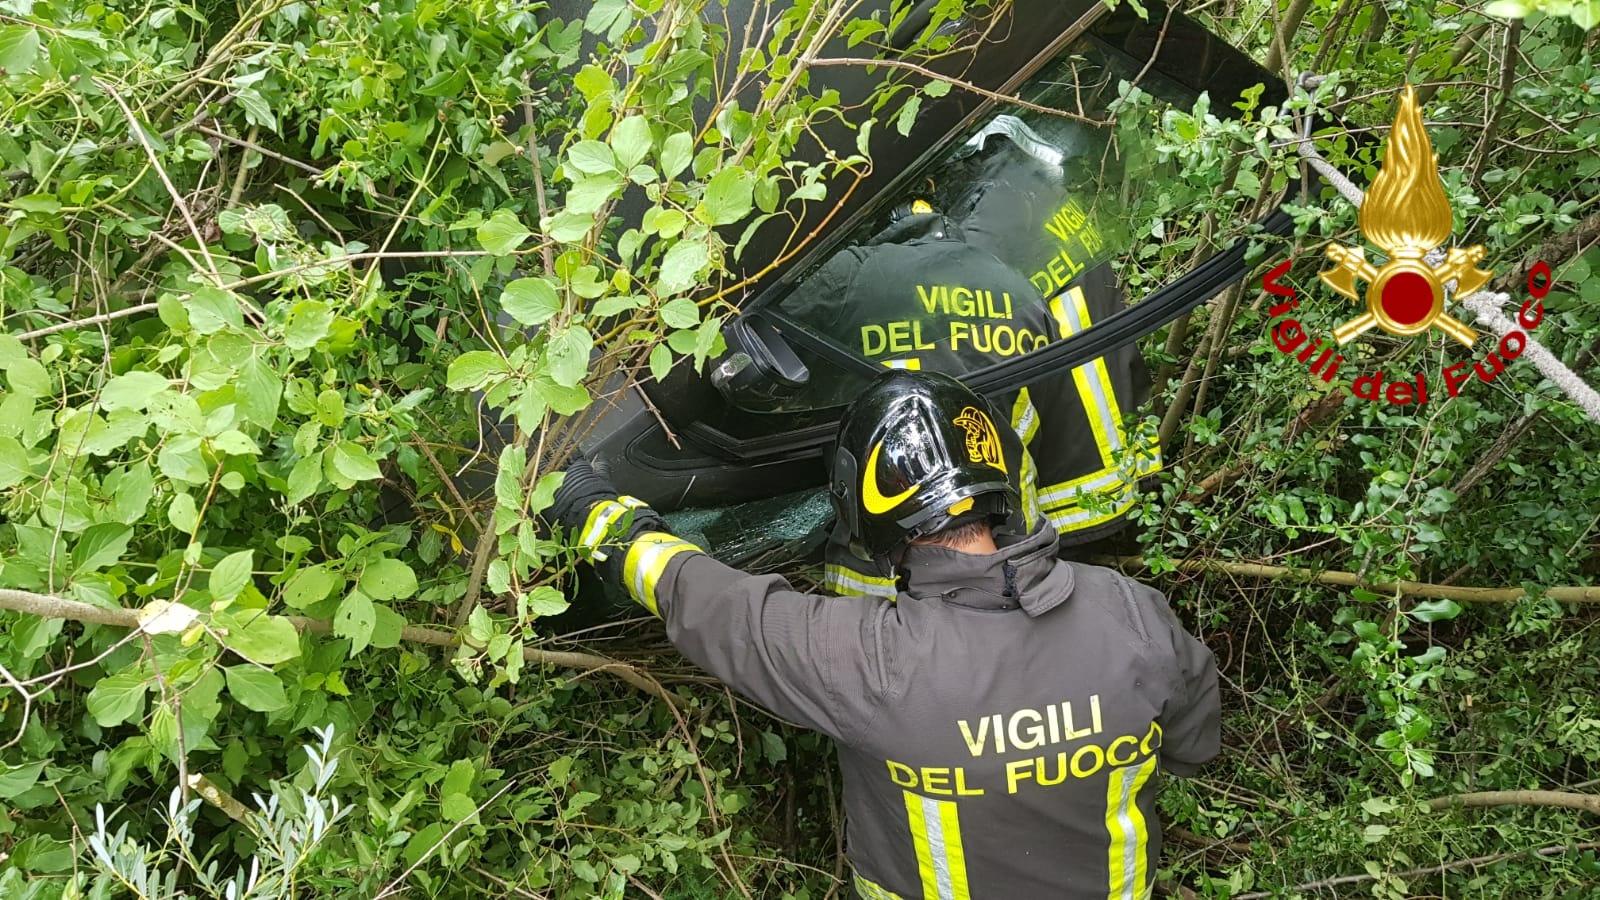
[663,486,834,572]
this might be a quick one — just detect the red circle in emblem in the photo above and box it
[1380,272,1434,325]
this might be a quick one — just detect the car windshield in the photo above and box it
[763,33,1194,411]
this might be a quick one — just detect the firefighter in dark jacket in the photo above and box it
[784,127,1159,598]
[551,371,1220,900]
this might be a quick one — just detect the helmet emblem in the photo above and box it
[953,406,1007,474]
[861,441,919,514]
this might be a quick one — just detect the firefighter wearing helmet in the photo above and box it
[551,370,1219,900]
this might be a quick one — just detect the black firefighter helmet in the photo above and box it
[830,370,1022,559]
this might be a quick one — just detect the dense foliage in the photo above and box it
[0,0,1597,898]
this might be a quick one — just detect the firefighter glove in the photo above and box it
[550,456,666,573]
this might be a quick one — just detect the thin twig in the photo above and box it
[372,782,515,899]
[94,79,225,287]
[1232,840,1600,899]
[805,57,1110,126]
[1096,558,1600,604]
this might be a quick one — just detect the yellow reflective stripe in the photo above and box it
[853,873,909,900]
[1043,478,1140,531]
[577,495,647,557]
[1010,387,1040,447]
[824,563,897,600]
[1045,497,1136,532]
[884,357,922,370]
[1038,466,1124,508]
[1048,288,1124,470]
[620,532,702,616]
[1105,754,1159,900]
[903,791,970,900]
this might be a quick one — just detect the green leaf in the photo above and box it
[477,209,531,256]
[371,605,407,649]
[188,286,244,334]
[0,25,42,75]
[335,590,376,654]
[592,293,646,317]
[529,377,590,416]
[0,435,31,490]
[567,140,616,175]
[72,523,133,575]
[442,758,476,797]
[896,95,923,136]
[360,558,418,601]
[5,357,50,398]
[224,665,290,713]
[213,430,261,456]
[545,209,595,242]
[546,325,593,388]
[168,491,199,532]
[284,300,333,350]
[217,610,301,664]
[286,455,321,504]
[501,277,562,326]
[701,167,754,226]
[86,671,147,728]
[925,79,951,98]
[447,350,509,390]
[101,371,169,411]
[657,239,709,296]
[648,343,673,383]
[329,441,383,481]
[1410,599,1464,623]
[659,297,700,330]
[0,761,48,801]
[565,173,622,215]
[209,550,254,603]
[237,354,282,428]
[659,132,693,179]
[284,564,342,609]
[524,586,571,618]
[611,115,652,169]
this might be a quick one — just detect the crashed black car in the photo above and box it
[513,0,1293,602]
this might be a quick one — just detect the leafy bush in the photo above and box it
[3,0,1600,898]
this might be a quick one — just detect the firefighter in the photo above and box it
[785,129,1159,599]
[550,370,1220,900]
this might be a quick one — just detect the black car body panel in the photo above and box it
[560,0,1273,550]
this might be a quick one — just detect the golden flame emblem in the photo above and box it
[1319,84,1493,346]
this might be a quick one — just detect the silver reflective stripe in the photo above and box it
[1112,765,1141,900]
[629,538,694,606]
[578,496,646,550]
[920,794,955,900]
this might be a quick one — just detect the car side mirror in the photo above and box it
[710,315,811,411]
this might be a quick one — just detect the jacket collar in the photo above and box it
[900,521,1072,617]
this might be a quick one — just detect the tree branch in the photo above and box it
[1096,558,1600,604]
[1426,789,1600,815]
[0,587,670,701]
